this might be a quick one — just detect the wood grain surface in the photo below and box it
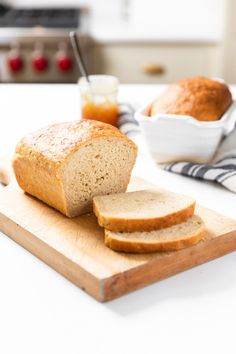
[0,159,236,302]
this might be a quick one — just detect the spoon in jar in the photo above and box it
[70,31,90,83]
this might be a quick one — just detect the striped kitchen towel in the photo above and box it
[118,104,236,193]
[164,127,236,193]
[118,103,140,137]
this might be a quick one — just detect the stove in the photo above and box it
[0,5,90,83]
[0,6,80,28]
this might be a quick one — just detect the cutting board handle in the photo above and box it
[0,157,12,186]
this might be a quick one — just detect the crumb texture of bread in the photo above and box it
[93,189,195,232]
[149,76,232,121]
[105,215,205,253]
[13,120,137,217]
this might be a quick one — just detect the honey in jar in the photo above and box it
[79,75,119,127]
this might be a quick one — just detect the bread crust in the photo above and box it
[14,119,137,165]
[93,200,195,232]
[104,220,206,253]
[149,76,232,121]
[12,120,137,216]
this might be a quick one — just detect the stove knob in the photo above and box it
[57,55,73,72]
[32,55,48,72]
[7,54,23,72]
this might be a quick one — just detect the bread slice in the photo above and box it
[93,189,195,232]
[13,120,137,217]
[105,215,205,253]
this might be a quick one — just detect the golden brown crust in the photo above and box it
[149,77,232,121]
[12,154,68,215]
[15,119,137,165]
[93,200,195,232]
[104,223,206,253]
[12,120,137,216]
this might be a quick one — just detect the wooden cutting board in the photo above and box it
[1,158,236,302]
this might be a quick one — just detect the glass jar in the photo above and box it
[79,75,119,126]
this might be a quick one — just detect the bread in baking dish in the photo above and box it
[149,76,232,121]
[13,120,137,217]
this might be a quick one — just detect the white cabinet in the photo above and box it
[92,43,221,83]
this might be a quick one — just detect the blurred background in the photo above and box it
[0,0,235,84]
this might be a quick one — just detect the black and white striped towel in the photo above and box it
[118,103,140,137]
[118,104,236,193]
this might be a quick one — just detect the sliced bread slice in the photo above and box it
[105,215,205,253]
[93,189,195,232]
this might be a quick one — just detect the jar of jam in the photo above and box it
[79,75,119,126]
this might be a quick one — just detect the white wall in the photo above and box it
[9,0,226,40]
[129,0,226,39]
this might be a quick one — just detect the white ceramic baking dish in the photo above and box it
[135,100,236,163]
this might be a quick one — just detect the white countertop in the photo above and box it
[0,84,236,354]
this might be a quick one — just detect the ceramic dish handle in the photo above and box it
[222,101,236,137]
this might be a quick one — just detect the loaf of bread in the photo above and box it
[13,120,137,217]
[93,189,195,232]
[148,77,232,121]
[105,215,205,253]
